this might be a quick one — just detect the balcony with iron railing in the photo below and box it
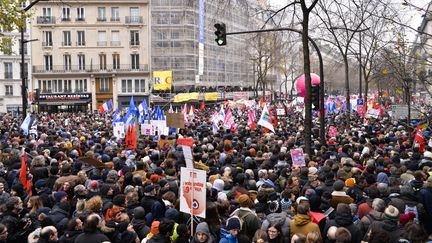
[33,64,149,73]
[110,17,120,22]
[61,17,71,21]
[62,42,72,46]
[76,17,85,21]
[4,72,13,79]
[76,41,86,46]
[37,16,56,24]
[97,17,106,22]
[126,16,143,24]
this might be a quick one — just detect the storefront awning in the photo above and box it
[37,99,91,105]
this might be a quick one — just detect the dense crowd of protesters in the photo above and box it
[0,102,431,243]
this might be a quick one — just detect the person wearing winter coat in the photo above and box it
[323,203,362,243]
[290,201,321,240]
[358,198,385,236]
[330,180,354,208]
[365,206,403,243]
[260,201,291,243]
[229,194,260,240]
[47,201,70,234]
[191,222,215,243]
[131,207,150,241]
[147,219,174,243]
[58,218,82,243]
[74,214,110,243]
[420,176,432,234]
[219,217,240,243]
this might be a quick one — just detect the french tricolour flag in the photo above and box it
[99,99,113,113]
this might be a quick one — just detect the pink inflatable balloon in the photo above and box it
[295,73,321,97]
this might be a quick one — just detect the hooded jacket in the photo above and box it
[261,212,291,243]
[191,222,215,243]
[367,219,402,243]
[324,204,361,243]
[290,214,321,239]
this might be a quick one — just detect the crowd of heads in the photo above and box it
[0,103,431,243]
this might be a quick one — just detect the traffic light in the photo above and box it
[214,23,227,46]
[311,85,320,110]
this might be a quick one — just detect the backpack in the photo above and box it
[404,205,419,224]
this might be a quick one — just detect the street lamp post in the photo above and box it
[20,0,46,116]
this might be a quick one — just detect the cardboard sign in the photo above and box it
[166,113,185,128]
[151,120,169,136]
[276,108,286,116]
[180,167,206,218]
[178,138,194,168]
[328,125,338,137]
[159,139,175,150]
[141,123,155,135]
[113,122,125,139]
[367,108,380,119]
[291,148,305,167]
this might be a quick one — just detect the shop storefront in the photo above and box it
[36,93,92,113]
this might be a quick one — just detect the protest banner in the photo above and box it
[153,70,172,90]
[174,93,199,103]
[291,148,306,167]
[180,167,206,218]
[204,92,219,101]
[166,113,185,128]
[113,122,125,139]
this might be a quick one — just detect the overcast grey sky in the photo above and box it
[267,0,426,41]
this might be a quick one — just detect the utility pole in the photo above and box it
[21,0,46,116]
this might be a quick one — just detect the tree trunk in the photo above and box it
[302,8,312,156]
[343,55,350,129]
[407,86,411,122]
[364,75,369,111]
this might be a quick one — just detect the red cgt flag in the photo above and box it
[19,151,32,196]
[200,101,205,112]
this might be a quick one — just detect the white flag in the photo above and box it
[257,104,274,133]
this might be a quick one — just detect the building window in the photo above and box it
[78,54,85,70]
[63,31,71,46]
[111,7,119,21]
[157,13,169,24]
[76,7,85,21]
[77,31,85,46]
[171,12,181,24]
[131,54,139,70]
[2,38,12,55]
[130,7,139,17]
[99,53,106,70]
[5,85,13,96]
[130,30,139,45]
[121,79,133,93]
[42,31,52,46]
[64,54,71,71]
[113,54,120,69]
[19,41,27,55]
[44,55,53,71]
[62,7,70,20]
[111,30,120,46]
[64,80,72,92]
[135,79,145,92]
[75,79,86,92]
[100,78,109,92]
[98,31,107,46]
[97,7,106,21]
[42,7,51,17]
[4,63,12,79]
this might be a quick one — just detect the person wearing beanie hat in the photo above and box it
[345,178,356,188]
[192,222,214,243]
[53,191,68,203]
[131,206,150,241]
[220,217,241,243]
[230,194,260,239]
[365,205,403,243]
[330,180,354,208]
[141,220,160,242]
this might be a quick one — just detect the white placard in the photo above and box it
[113,122,125,139]
[180,167,206,218]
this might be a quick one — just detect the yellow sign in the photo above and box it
[204,92,218,101]
[174,93,199,103]
[153,70,172,90]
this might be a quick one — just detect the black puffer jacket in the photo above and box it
[323,204,362,243]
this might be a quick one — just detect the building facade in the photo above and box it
[31,0,151,112]
[151,0,255,90]
[0,25,30,114]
